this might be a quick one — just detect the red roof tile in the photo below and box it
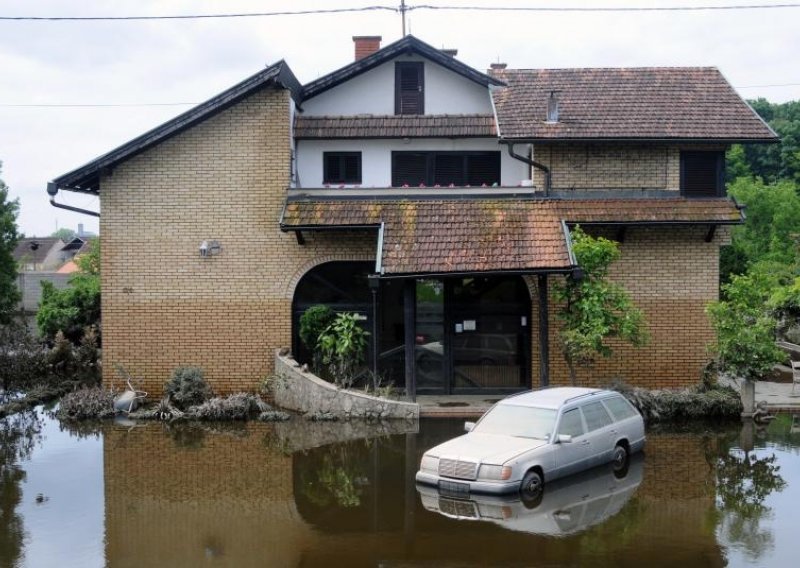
[281,196,743,275]
[491,68,777,141]
[294,114,497,139]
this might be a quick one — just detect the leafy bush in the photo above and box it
[56,387,115,420]
[299,305,336,351]
[164,367,212,410]
[37,241,101,344]
[186,393,269,421]
[707,272,786,381]
[317,312,369,385]
[258,410,291,422]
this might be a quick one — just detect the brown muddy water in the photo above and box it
[1,410,799,568]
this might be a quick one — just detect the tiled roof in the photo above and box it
[294,115,497,139]
[281,195,743,276]
[12,237,63,264]
[490,68,777,142]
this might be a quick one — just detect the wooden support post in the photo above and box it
[538,274,550,388]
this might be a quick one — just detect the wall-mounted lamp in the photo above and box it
[199,240,222,258]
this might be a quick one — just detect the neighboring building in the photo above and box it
[13,237,64,272]
[47,35,777,396]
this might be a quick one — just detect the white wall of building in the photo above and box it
[301,55,493,116]
[295,138,531,188]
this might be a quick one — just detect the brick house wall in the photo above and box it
[531,143,725,191]
[528,226,728,389]
[100,87,375,395]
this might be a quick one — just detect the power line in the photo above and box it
[0,5,397,21]
[2,3,799,21]
[409,3,800,13]
[737,82,800,88]
[0,102,197,108]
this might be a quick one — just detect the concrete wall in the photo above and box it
[16,272,71,313]
[273,351,420,420]
[295,138,530,188]
[302,54,492,116]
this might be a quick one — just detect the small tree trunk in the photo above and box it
[566,356,577,386]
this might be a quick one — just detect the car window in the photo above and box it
[473,405,557,440]
[603,396,638,421]
[558,408,584,438]
[582,401,613,431]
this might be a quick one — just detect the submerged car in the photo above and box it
[415,387,645,501]
[417,454,644,536]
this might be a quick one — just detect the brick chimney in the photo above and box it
[490,62,507,70]
[441,49,458,58]
[353,36,382,61]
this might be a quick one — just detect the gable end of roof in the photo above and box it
[301,35,505,102]
[52,60,301,194]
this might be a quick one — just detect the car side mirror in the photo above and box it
[464,421,476,432]
[557,434,572,444]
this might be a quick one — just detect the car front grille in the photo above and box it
[438,458,478,480]
[439,497,478,518]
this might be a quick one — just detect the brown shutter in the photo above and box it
[395,62,424,115]
[392,152,429,186]
[681,151,723,197]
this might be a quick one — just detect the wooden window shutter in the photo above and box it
[323,152,362,184]
[395,62,424,115]
[466,153,501,186]
[680,151,723,197]
[392,152,429,186]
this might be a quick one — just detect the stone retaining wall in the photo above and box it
[273,351,419,420]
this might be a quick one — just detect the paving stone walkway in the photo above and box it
[720,378,800,412]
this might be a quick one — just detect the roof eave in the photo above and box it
[51,60,301,193]
[498,136,779,144]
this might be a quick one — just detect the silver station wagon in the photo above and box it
[415,387,645,501]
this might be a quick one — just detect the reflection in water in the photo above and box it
[0,413,799,567]
[417,455,644,536]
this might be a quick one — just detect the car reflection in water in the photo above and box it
[416,454,644,537]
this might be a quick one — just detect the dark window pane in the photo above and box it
[392,152,428,186]
[558,408,585,437]
[433,154,465,186]
[681,151,722,197]
[466,153,501,186]
[323,152,361,184]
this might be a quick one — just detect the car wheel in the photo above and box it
[519,469,543,507]
[611,443,630,478]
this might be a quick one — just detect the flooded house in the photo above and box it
[46,35,777,397]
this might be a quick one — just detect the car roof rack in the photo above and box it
[563,390,604,405]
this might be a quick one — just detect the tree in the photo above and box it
[0,162,21,324]
[36,240,100,343]
[734,98,800,184]
[50,228,76,241]
[707,271,786,382]
[553,227,649,385]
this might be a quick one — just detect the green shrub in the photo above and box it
[258,410,291,422]
[317,312,369,385]
[299,305,336,352]
[56,387,115,420]
[612,383,742,422]
[164,367,212,410]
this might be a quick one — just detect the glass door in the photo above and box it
[415,279,446,392]
[450,276,529,392]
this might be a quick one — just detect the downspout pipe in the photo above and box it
[504,142,551,196]
[47,183,100,217]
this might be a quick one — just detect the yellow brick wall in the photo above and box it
[100,87,375,395]
[529,226,724,389]
[531,143,725,191]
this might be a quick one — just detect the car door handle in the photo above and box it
[581,440,590,446]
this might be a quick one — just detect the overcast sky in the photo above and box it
[1,0,798,237]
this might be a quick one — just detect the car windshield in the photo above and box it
[473,404,557,440]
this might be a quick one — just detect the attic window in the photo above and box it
[680,151,724,197]
[395,62,424,115]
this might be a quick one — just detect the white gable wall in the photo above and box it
[295,138,531,188]
[301,55,493,116]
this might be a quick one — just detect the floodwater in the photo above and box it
[1,411,799,568]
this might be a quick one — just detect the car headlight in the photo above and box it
[420,454,439,473]
[478,464,512,481]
